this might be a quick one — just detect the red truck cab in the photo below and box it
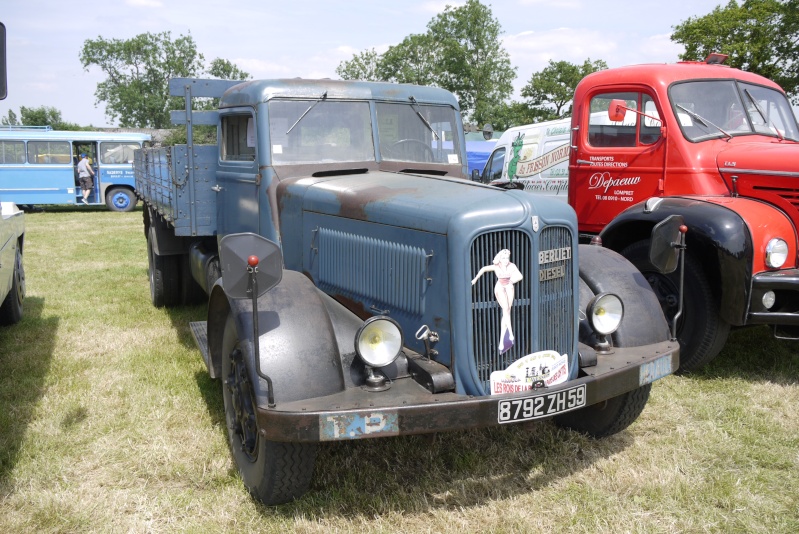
[568,58,799,371]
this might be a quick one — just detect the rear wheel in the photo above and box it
[621,240,730,372]
[221,314,316,505]
[0,246,25,325]
[554,384,651,438]
[147,229,180,308]
[106,187,137,212]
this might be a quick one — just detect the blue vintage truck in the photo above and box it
[134,77,679,506]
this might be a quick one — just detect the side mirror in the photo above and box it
[607,99,627,122]
[0,22,7,100]
[471,169,480,181]
[219,232,283,299]
[649,215,686,274]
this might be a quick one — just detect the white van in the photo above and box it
[476,117,572,201]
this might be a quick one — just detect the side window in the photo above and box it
[221,115,256,162]
[0,140,25,164]
[100,142,140,164]
[588,92,638,147]
[640,94,662,145]
[27,141,71,164]
[483,147,505,182]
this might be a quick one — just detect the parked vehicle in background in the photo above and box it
[481,55,799,373]
[0,128,150,211]
[0,21,25,327]
[134,77,677,506]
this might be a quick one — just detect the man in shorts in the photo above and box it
[76,153,95,205]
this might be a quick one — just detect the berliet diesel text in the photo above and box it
[134,78,678,505]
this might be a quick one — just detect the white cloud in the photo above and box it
[126,0,163,7]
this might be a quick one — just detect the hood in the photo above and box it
[280,170,533,235]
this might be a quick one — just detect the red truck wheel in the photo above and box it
[622,240,730,372]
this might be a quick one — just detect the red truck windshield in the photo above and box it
[669,80,799,142]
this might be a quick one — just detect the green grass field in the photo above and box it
[1,207,797,533]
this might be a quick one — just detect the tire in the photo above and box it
[0,246,25,325]
[554,384,651,438]
[221,314,316,505]
[621,240,730,373]
[106,187,138,212]
[147,229,180,308]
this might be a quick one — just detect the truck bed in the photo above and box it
[134,145,218,236]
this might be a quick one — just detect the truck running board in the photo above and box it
[189,321,214,377]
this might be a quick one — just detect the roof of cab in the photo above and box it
[578,62,784,93]
[219,78,461,109]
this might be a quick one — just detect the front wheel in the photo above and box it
[221,314,316,505]
[554,384,651,438]
[106,187,138,212]
[621,240,730,373]
[0,246,25,325]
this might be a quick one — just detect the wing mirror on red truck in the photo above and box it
[608,98,666,137]
[649,215,688,341]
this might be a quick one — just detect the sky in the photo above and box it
[1,0,735,128]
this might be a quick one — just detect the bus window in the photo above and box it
[27,141,71,164]
[0,140,24,163]
[100,142,140,164]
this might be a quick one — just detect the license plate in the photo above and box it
[497,384,586,423]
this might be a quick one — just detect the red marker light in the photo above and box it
[247,255,259,267]
[679,225,688,234]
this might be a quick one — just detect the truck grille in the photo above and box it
[470,227,574,394]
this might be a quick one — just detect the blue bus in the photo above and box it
[0,127,151,211]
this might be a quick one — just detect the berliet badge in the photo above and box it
[531,215,539,232]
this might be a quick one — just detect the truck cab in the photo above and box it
[135,77,678,506]
[567,59,799,371]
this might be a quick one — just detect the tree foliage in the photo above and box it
[1,105,82,130]
[80,32,251,128]
[335,48,382,81]
[672,0,799,102]
[336,0,515,125]
[519,59,608,122]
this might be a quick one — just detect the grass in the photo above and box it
[1,206,798,533]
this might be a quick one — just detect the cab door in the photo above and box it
[570,90,665,233]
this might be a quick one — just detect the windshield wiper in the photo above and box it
[676,104,732,140]
[744,88,785,141]
[286,91,327,135]
[408,96,440,141]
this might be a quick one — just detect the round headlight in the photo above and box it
[355,317,403,368]
[587,293,624,336]
[765,238,789,269]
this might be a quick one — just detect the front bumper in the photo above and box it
[257,340,679,442]
[748,269,799,326]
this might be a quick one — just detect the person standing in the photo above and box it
[76,153,95,205]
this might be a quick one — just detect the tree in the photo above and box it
[672,0,799,102]
[336,48,382,81]
[80,31,206,128]
[377,34,441,86]
[425,0,516,126]
[520,59,608,122]
[207,58,251,81]
[1,105,82,129]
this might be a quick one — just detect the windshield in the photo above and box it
[669,80,799,142]
[377,102,461,164]
[268,99,374,164]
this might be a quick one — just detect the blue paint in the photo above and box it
[639,355,673,386]
[320,411,399,441]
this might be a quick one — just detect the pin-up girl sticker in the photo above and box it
[471,249,523,354]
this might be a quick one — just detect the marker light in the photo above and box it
[355,316,403,368]
[765,239,789,269]
[587,293,624,336]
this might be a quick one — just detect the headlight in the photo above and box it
[765,238,789,269]
[587,293,624,336]
[355,316,403,368]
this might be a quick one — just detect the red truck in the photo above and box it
[483,56,799,372]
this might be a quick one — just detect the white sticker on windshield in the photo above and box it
[272,145,283,154]
[448,154,459,164]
